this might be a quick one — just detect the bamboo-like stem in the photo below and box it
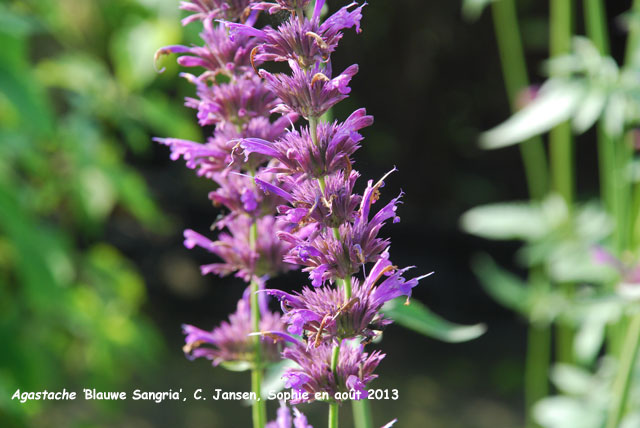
[605,312,640,428]
[549,0,575,365]
[490,3,552,425]
[525,324,552,428]
[491,0,549,200]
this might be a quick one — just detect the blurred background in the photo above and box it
[0,0,632,427]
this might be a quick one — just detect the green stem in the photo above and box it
[549,0,574,205]
[605,312,640,428]
[249,219,265,428]
[525,325,551,428]
[549,0,575,365]
[584,0,609,54]
[491,0,549,200]
[352,400,372,428]
[329,344,340,428]
[250,277,266,428]
[309,116,319,147]
[342,274,352,301]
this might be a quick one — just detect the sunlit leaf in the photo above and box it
[480,80,584,149]
[572,86,606,134]
[460,201,548,241]
[381,298,486,343]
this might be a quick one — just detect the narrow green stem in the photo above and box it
[342,274,352,301]
[549,0,575,365]
[309,116,319,147]
[584,0,610,54]
[249,218,265,428]
[491,0,549,200]
[329,344,341,428]
[606,312,640,428]
[250,277,266,428]
[549,0,574,205]
[525,324,551,428]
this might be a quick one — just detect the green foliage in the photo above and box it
[0,0,199,425]
[481,37,640,149]
[534,360,640,428]
[381,298,486,343]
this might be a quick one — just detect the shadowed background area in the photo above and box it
[0,0,630,427]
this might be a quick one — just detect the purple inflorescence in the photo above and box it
[158,0,430,424]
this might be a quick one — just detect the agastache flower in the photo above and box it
[276,171,402,286]
[266,402,313,428]
[183,73,279,127]
[184,215,295,281]
[155,21,256,76]
[280,337,384,403]
[209,171,284,217]
[156,116,296,179]
[239,108,373,179]
[183,285,285,366]
[225,1,365,68]
[260,62,358,119]
[272,170,362,229]
[266,248,430,346]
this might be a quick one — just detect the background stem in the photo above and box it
[549,0,575,365]
[605,312,640,428]
[491,3,551,426]
[491,0,549,200]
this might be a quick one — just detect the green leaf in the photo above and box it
[381,298,486,343]
[480,80,584,149]
[219,361,253,372]
[472,254,531,314]
[460,201,548,241]
[572,86,606,134]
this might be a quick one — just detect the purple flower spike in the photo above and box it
[260,62,358,119]
[182,286,285,366]
[282,338,384,403]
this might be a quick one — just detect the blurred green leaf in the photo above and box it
[472,254,531,315]
[381,298,486,343]
[461,201,549,241]
[480,80,583,149]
